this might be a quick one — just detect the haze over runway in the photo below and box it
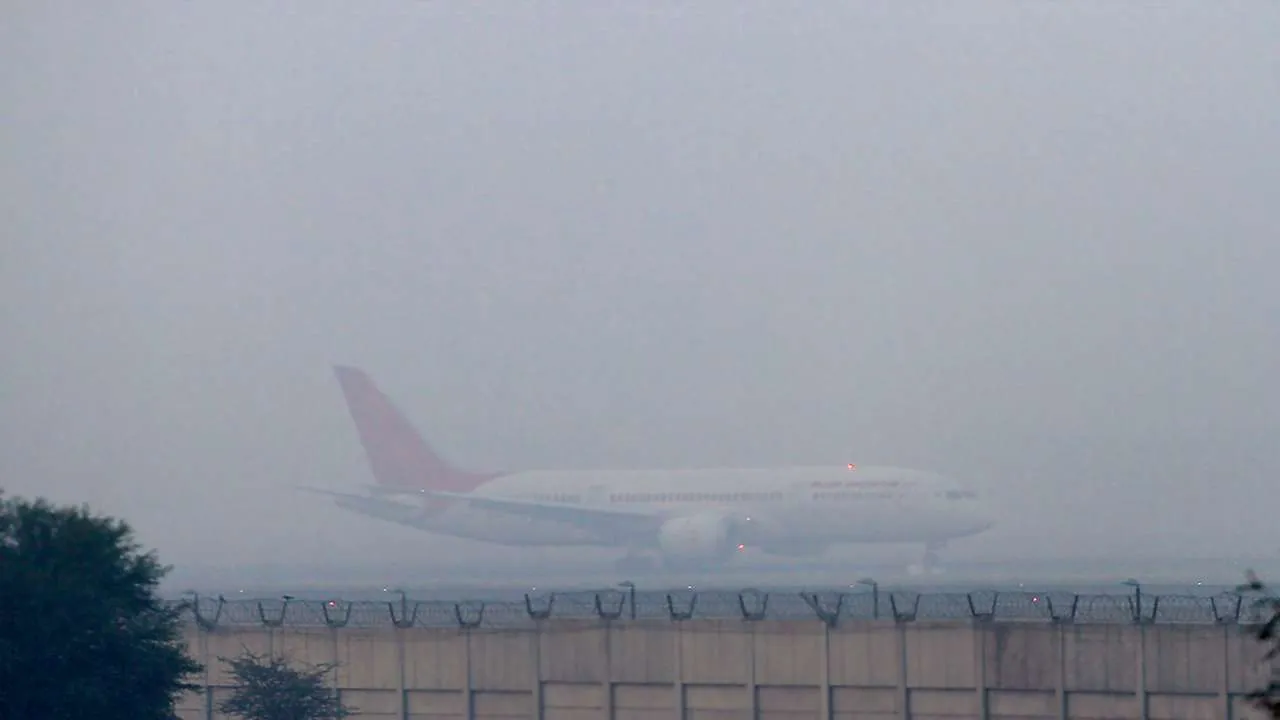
[3,2,1278,579]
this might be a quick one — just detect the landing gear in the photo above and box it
[906,542,945,577]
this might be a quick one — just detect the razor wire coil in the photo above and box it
[170,588,1269,630]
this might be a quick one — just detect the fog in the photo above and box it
[3,1,1278,577]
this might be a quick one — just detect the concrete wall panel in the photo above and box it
[541,681,602,712]
[681,622,753,684]
[983,625,1057,691]
[1062,625,1136,692]
[610,624,677,684]
[179,618,1280,719]
[1145,625,1225,694]
[829,623,900,688]
[905,624,976,689]
[204,628,271,685]
[539,625,606,683]
[616,711,676,720]
[1146,692,1220,720]
[404,630,466,690]
[542,710,599,720]
[754,622,826,686]
[278,627,336,659]
[1228,627,1271,693]
[686,683,752,711]
[758,684,820,713]
[614,682,674,710]
[469,632,535,691]
[987,689,1054,718]
[908,688,975,716]
[831,686,899,715]
[472,689,532,719]
[342,689,400,719]
[687,711,753,720]
[1065,691,1137,719]
[406,688,463,717]
[339,629,406,690]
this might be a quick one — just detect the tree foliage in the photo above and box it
[217,650,353,720]
[0,491,202,720]
[1242,570,1280,718]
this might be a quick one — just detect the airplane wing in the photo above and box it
[422,490,665,537]
[294,485,375,501]
[293,486,432,526]
[360,484,428,497]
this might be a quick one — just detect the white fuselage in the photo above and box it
[320,365,997,566]
[339,465,994,555]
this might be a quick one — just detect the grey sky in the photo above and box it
[3,1,1278,570]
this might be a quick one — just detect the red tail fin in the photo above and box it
[333,366,496,492]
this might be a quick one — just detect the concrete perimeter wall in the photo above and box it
[176,619,1274,720]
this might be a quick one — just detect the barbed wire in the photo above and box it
[169,588,1275,630]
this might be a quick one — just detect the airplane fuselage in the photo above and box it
[334,465,994,555]
[316,366,998,571]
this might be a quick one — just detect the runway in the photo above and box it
[166,553,1278,599]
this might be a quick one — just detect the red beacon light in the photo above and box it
[847,463,857,471]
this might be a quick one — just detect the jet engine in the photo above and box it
[656,514,740,562]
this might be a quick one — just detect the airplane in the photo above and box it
[299,365,997,575]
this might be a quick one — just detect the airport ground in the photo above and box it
[166,552,1279,598]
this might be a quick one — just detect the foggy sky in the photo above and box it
[3,1,1278,571]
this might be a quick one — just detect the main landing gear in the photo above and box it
[906,542,945,577]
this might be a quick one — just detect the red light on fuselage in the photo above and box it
[847,463,856,470]
[736,543,746,552]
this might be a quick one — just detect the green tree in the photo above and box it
[217,650,353,720]
[0,492,202,719]
[1242,570,1280,718]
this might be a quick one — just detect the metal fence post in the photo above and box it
[747,622,758,720]
[330,628,340,714]
[464,629,474,720]
[974,619,988,720]
[673,622,684,720]
[603,622,614,720]
[1220,623,1231,720]
[531,623,544,720]
[897,621,910,719]
[199,628,212,720]
[397,625,408,720]
[1136,622,1148,720]
[1055,623,1067,720]
[820,621,832,720]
